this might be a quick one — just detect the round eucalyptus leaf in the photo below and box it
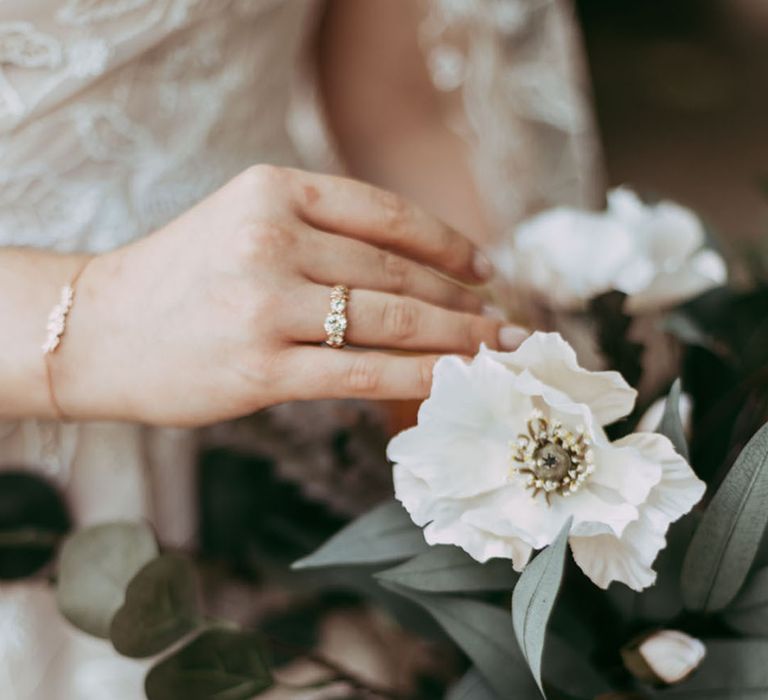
[145,629,273,700]
[56,521,158,638]
[111,553,201,658]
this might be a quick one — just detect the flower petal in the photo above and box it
[484,333,637,425]
[569,518,661,591]
[388,354,533,498]
[569,433,705,590]
[608,188,705,263]
[590,439,663,506]
[499,207,636,311]
[627,249,727,313]
[461,482,637,548]
[393,465,532,569]
[387,422,512,498]
[626,433,706,527]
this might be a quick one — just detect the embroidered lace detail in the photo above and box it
[0,0,308,253]
[0,22,62,68]
[421,0,603,227]
[57,0,154,26]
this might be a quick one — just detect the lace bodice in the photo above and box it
[0,0,602,515]
[0,6,603,697]
[0,0,317,254]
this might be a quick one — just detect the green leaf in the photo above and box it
[293,500,428,570]
[381,584,539,699]
[110,554,201,658]
[655,639,768,699]
[56,521,158,638]
[512,518,571,697]
[656,379,689,461]
[145,628,273,700]
[682,421,768,612]
[446,668,500,700]
[375,545,517,593]
[723,566,768,636]
[663,313,723,355]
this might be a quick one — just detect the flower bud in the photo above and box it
[623,630,706,685]
[636,393,693,436]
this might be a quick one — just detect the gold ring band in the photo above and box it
[324,285,349,348]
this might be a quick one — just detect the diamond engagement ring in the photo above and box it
[324,285,349,348]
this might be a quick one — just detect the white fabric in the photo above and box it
[0,1,600,697]
[0,1,319,697]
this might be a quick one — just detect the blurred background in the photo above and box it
[3,2,767,698]
[577,0,768,245]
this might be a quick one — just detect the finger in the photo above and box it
[286,169,492,284]
[284,285,528,355]
[278,346,441,401]
[299,228,483,313]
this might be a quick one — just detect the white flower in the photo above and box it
[625,630,706,684]
[496,188,727,313]
[636,391,693,436]
[388,332,705,591]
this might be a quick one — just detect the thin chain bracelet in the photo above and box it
[42,259,92,421]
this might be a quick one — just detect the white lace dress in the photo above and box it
[0,1,600,698]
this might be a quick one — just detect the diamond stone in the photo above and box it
[330,297,347,313]
[324,312,347,335]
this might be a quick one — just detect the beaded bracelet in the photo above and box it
[42,260,91,421]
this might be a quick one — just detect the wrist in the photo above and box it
[53,250,142,423]
[0,250,93,421]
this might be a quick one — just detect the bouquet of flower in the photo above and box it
[24,189,768,699]
[290,190,768,699]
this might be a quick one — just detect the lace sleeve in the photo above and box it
[418,0,604,231]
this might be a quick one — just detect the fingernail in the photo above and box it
[498,325,530,350]
[473,250,494,280]
[482,304,507,320]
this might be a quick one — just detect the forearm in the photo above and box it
[0,248,91,419]
[317,0,495,245]
[335,112,493,245]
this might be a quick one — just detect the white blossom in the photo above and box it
[636,392,693,436]
[496,188,727,313]
[636,630,706,684]
[388,332,705,591]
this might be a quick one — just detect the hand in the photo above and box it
[56,165,528,426]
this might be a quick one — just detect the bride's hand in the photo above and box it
[57,165,528,426]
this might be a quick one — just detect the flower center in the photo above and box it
[510,409,595,504]
[532,443,572,481]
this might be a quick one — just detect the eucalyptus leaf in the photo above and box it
[0,471,70,580]
[723,566,768,636]
[56,521,158,638]
[381,583,539,699]
[656,379,689,461]
[655,639,768,699]
[662,313,721,354]
[110,554,201,658]
[375,545,517,593]
[446,668,500,700]
[512,518,571,697]
[145,628,272,700]
[682,421,768,612]
[292,500,428,569]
